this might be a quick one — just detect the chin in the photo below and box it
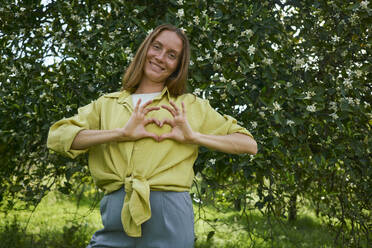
[144,69,168,83]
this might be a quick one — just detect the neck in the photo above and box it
[135,78,164,94]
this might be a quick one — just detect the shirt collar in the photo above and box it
[117,86,171,106]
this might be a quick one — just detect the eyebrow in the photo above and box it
[152,40,180,54]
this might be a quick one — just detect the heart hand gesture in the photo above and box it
[117,99,160,141]
[158,101,196,143]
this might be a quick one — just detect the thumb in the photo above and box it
[158,133,173,142]
[144,131,159,141]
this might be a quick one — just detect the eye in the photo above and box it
[152,44,161,50]
[168,53,177,59]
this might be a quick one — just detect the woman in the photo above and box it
[47,24,257,248]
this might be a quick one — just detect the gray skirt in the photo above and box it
[87,188,195,248]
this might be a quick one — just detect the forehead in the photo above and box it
[152,30,183,53]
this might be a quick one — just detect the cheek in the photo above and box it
[168,59,180,72]
[146,47,159,58]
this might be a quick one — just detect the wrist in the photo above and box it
[114,128,129,142]
[189,131,202,145]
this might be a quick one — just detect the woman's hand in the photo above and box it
[159,101,196,143]
[117,99,160,141]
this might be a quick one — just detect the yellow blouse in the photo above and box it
[47,86,252,237]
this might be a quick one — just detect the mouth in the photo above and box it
[149,61,165,72]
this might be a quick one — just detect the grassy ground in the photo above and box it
[0,191,341,248]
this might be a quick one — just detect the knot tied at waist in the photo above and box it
[122,175,151,237]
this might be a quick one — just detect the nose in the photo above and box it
[154,50,166,63]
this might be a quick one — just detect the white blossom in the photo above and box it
[296,58,305,66]
[125,47,132,54]
[193,88,202,95]
[241,29,253,37]
[350,13,359,24]
[193,16,200,25]
[273,82,281,89]
[273,101,282,111]
[147,28,153,34]
[345,97,355,106]
[221,93,227,100]
[231,80,237,86]
[263,58,273,65]
[306,104,317,112]
[215,38,222,48]
[176,9,184,18]
[249,63,256,69]
[248,45,256,56]
[71,15,79,21]
[209,158,216,165]
[330,112,338,120]
[355,70,363,78]
[304,91,315,99]
[177,0,183,5]
[331,35,340,43]
[66,105,72,112]
[287,120,295,126]
[196,56,204,61]
[228,24,235,31]
[330,101,337,111]
[343,78,352,89]
[259,111,265,118]
[360,1,369,9]
[233,41,239,47]
[251,121,258,129]
[219,76,227,83]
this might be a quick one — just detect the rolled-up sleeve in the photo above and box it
[47,99,101,158]
[199,99,253,138]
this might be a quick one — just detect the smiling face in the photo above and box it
[142,30,183,85]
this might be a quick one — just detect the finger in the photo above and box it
[144,131,159,141]
[181,102,186,116]
[161,105,176,117]
[160,118,174,127]
[158,133,173,141]
[144,118,160,126]
[169,101,180,114]
[139,99,153,112]
[134,98,142,112]
[143,106,160,115]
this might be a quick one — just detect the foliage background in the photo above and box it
[0,0,371,246]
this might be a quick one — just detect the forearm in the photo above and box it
[71,129,122,150]
[192,132,258,155]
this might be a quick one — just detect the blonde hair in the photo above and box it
[121,24,190,97]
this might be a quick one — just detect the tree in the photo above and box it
[1,0,371,246]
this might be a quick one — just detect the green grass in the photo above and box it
[0,191,344,248]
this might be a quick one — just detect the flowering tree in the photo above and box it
[0,0,370,246]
